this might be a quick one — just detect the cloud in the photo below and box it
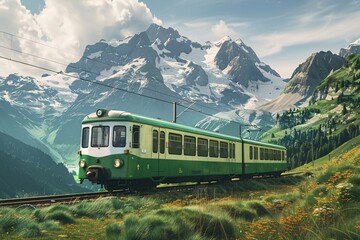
[250,7,360,58]
[0,0,161,77]
[211,20,237,39]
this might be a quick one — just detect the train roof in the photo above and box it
[82,109,286,150]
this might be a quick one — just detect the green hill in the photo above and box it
[0,132,85,198]
[262,54,360,169]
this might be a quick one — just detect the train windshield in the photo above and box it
[91,126,109,147]
[82,127,89,148]
[113,126,126,147]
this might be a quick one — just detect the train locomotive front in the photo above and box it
[78,109,134,191]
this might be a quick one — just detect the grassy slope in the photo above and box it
[0,139,359,240]
[261,55,360,167]
[294,135,360,172]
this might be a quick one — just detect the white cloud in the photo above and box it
[211,20,236,39]
[0,0,161,77]
[250,9,360,58]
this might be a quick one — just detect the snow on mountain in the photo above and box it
[339,37,360,58]
[0,74,72,115]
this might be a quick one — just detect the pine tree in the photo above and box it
[342,103,348,115]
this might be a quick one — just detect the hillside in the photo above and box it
[261,54,360,168]
[0,132,85,198]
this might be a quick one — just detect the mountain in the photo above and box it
[50,24,286,156]
[1,23,286,166]
[260,51,344,113]
[261,54,360,168]
[65,24,284,108]
[0,131,85,198]
[0,73,77,161]
[339,38,360,58]
[312,53,360,102]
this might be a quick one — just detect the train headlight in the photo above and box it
[79,160,86,168]
[114,159,123,168]
[96,109,105,117]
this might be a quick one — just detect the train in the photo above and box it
[78,109,288,191]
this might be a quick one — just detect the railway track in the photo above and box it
[0,191,122,208]
[0,172,304,208]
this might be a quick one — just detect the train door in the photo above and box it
[151,128,166,176]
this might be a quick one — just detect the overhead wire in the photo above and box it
[0,54,256,128]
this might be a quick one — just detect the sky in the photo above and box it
[1,0,360,79]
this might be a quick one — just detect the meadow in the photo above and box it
[0,143,359,240]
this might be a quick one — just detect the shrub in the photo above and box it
[40,220,60,231]
[119,207,235,240]
[19,221,42,238]
[217,204,241,219]
[247,201,271,217]
[0,213,42,238]
[45,210,75,224]
[349,175,360,186]
[348,185,360,202]
[317,167,336,184]
[306,185,327,206]
[236,208,258,222]
[106,223,122,240]
[47,204,71,213]
[0,214,21,233]
[33,209,46,222]
[71,198,112,218]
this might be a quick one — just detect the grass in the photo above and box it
[0,142,359,239]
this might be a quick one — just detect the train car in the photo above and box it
[78,109,287,191]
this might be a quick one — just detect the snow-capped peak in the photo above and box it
[235,38,245,45]
[215,36,232,46]
[349,38,360,47]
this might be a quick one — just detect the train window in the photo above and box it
[282,151,285,161]
[220,142,228,158]
[260,148,264,160]
[113,126,126,147]
[160,131,165,154]
[229,143,233,158]
[82,127,89,148]
[268,149,272,160]
[209,140,219,158]
[249,146,253,160]
[91,126,109,147]
[184,136,196,156]
[198,138,208,157]
[152,130,158,153]
[265,148,269,160]
[254,147,258,160]
[132,125,140,148]
[169,133,182,155]
[232,143,235,158]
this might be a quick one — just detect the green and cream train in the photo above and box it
[78,109,287,191]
